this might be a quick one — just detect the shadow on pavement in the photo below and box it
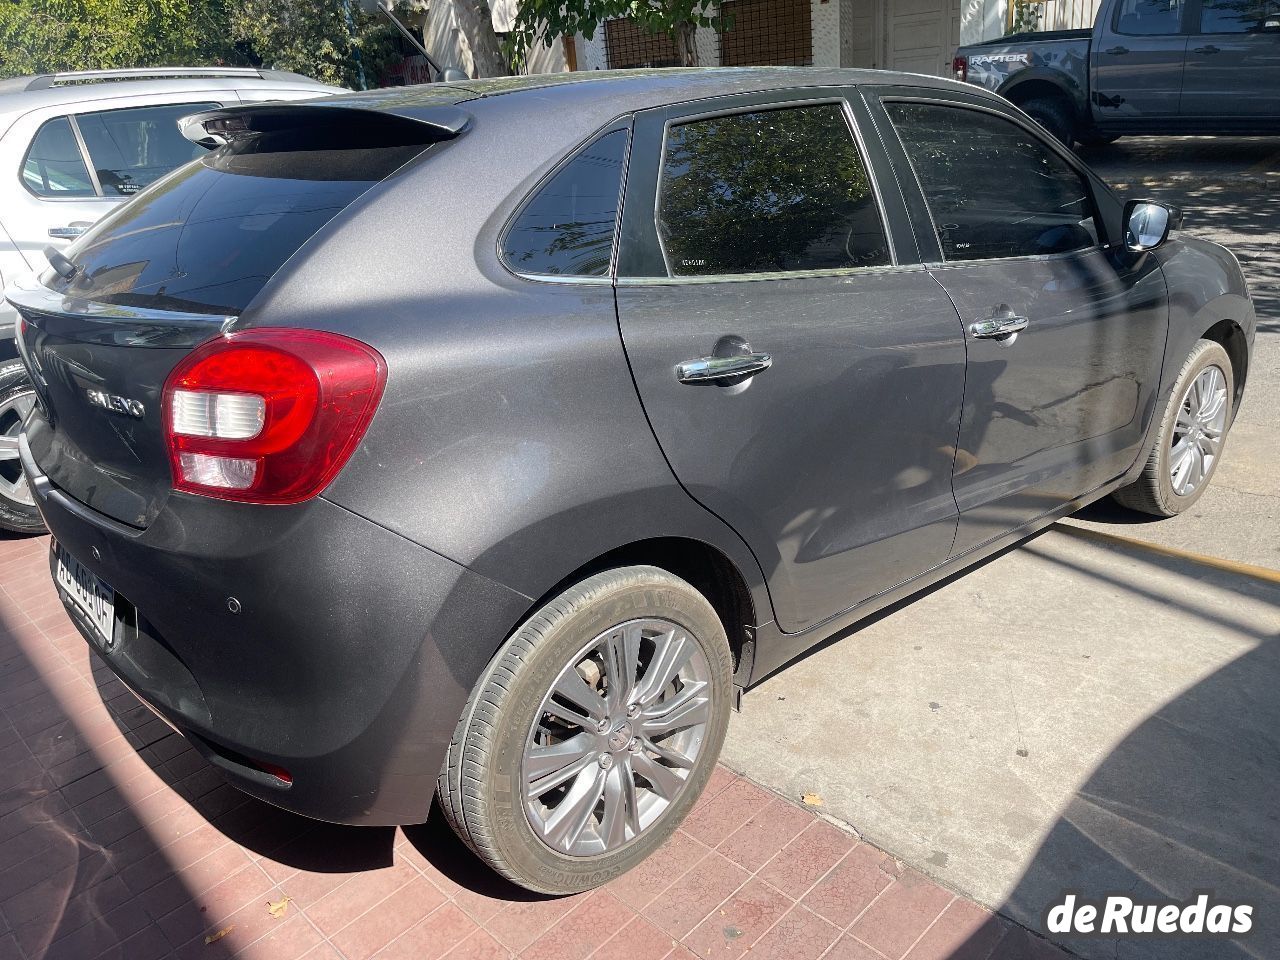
[955,531,1280,960]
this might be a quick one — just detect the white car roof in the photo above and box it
[0,67,345,135]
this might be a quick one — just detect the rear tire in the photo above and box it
[0,361,45,535]
[1020,96,1076,146]
[437,565,733,894]
[1112,339,1233,517]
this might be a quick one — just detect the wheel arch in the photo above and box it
[1201,316,1250,413]
[1000,73,1087,122]
[511,536,761,688]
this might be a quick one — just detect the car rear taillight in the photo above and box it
[163,328,386,504]
[952,56,968,82]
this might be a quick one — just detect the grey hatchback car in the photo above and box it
[7,69,1254,894]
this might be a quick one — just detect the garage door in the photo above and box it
[883,0,962,77]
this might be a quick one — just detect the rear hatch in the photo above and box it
[9,102,467,527]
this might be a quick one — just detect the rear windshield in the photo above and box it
[57,127,431,315]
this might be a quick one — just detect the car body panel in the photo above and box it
[22,433,533,825]
[611,89,966,633]
[6,68,1255,826]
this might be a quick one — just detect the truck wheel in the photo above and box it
[0,361,45,535]
[437,565,733,894]
[1020,97,1075,146]
[1112,340,1233,518]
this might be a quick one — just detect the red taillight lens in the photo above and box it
[952,56,968,82]
[163,328,386,504]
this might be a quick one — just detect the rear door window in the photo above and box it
[1113,0,1185,35]
[501,128,629,278]
[22,117,95,197]
[655,103,890,276]
[1198,0,1280,32]
[886,101,1099,262]
[76,102,218,196]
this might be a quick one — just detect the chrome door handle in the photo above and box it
[676,352,772,384]
[970,314,1029,339]
[48,225,87,240]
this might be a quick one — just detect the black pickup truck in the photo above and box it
[952,0,1280,145]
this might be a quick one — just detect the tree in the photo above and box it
[447,0,508,77]
[0,0,232,78]
[0,0,403,88]
[230,0,400,89]
[508,0,719,69]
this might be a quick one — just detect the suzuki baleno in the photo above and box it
[7,69,1254,894]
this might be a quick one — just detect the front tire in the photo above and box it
[0,361,45,535]
[437,566,733,894]
[1112,339,1233,517]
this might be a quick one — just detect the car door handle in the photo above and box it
[1193,45,1221,54]
[1105,45,1130,55]
[676,353,772,384]
[970,314,1029,340]
[48,225,87,240]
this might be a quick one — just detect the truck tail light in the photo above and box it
[163,328,386,504]
[952,56,968,82]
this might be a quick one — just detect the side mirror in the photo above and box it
[1123,199,1179,252]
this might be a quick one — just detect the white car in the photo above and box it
[0,66,343,531]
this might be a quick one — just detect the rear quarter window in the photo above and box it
[500,129,630,278]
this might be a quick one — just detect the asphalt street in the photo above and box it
[723,138,1280,960]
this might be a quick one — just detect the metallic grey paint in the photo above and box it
[8,68,1255,826]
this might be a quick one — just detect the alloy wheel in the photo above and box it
[522,617,713,857]
[1169,364,1228,497]
[0,390,35,507]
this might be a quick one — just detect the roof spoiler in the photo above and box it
[179,102,472,148]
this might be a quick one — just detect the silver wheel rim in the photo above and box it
[0,389,35,507]
[522,617,713,857]
[1170,364,1228,498]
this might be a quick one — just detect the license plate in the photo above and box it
[53,541,115,646]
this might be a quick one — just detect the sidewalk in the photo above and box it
[0,532,1065,960]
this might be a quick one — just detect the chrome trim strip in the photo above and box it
[512,273,614,286]
[615,263,925,286]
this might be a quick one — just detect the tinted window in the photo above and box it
[501,130,628,277]
[887,102,1098,262]
[656,104,890,277]
[22,117,95,197]
[61,131,430,315]
[1199,0,1280,32]
[77,102,217,197]
[1113,0,1184,35]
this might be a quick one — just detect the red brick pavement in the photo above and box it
[0,532,1070,960]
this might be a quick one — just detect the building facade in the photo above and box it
[412,0,1101,82]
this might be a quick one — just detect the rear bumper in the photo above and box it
[24,433,531,825]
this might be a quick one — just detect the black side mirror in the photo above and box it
[1123,199,1181,252]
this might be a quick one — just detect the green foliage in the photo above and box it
[658,106,878,275]
[1008,0,1043,35]
[0,0,231,77]
[507,0,720,65]
[0,0,403,88]
[229,0,400,89]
